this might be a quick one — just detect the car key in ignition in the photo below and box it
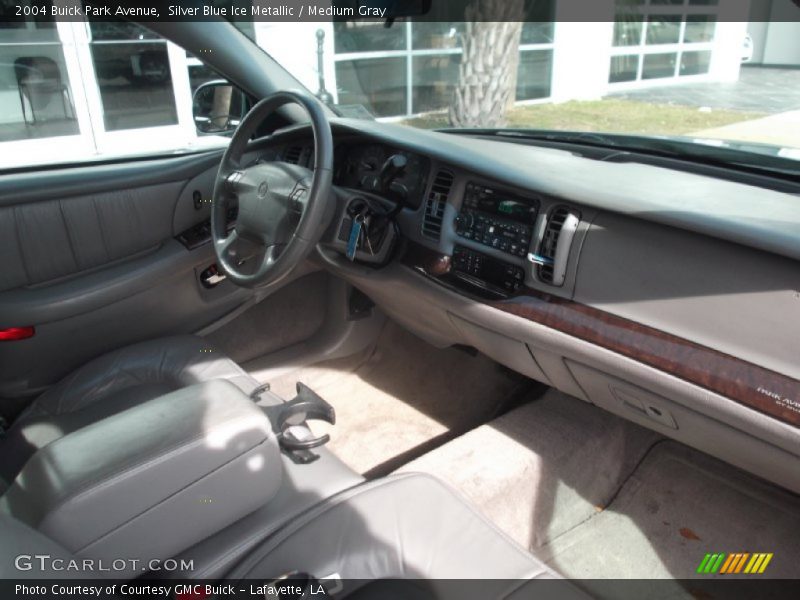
[346,210,366,261]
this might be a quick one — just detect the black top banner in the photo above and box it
[4,0,794,23]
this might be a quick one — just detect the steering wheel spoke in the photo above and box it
[216,228,240,257]
[264,243,287,266]
[210,91,333,288]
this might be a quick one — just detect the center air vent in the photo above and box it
[284,146,303,164]
[537,206,580,286]
[422,170,454,240]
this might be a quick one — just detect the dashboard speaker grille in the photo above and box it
[422,170,454,240]
[538,206,570,283]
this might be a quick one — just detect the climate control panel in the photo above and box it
[452,245,525,295]
[454,182,537,258]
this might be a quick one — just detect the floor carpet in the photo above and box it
[265,320,538,477]
[400,391,800,586]
[400,390,661,551]
[543,441,800,581]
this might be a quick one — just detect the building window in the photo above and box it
[645,15,682,45]
[411,22,463,50]
[412,54,460,114]
[642,52,678,79]
[515,22,554,103]
[684,15,716,43]
[88,22,177,131]
[333,18,554,119]
[609,0,718,84]
[613,18,644,47]
[517,49,553,100]
[1,11,229,169]
[680,50,711,75]
[335,57,407,117]
[0,6,78,142]
[334,21,405,53]
[609,54,640,83]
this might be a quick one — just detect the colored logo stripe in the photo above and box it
[697,553,726,574]
[697,552,773,575]
[750,553,773,574]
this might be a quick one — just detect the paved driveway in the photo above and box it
[610,67,800,114]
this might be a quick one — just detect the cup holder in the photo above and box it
[254,382,336,464]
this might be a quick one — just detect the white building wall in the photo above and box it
[550,22,614,103]
[253,22,338,101]
[708,22,748,81]
[760,0,800,65]
[763,22,800,65]
[746,22,770,63]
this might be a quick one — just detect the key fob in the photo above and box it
[346,213,364,261]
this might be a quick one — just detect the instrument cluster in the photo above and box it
[334,143,430,209]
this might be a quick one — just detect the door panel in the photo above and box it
[0,151,253,398]
[0,180,182,291]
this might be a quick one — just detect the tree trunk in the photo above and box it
[449,0,524,128]
[211,85,233,129]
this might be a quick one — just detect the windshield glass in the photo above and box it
[1,3,797,169]
[288,14,799,163]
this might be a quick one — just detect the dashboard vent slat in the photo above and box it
[539,207,567,284]
[538,206,580,286]
[422,170,454,240]
[284,146,303,164]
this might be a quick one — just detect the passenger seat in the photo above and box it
[1,473,583,598]
[223,473,585,599]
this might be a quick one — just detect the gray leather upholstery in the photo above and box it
[1,380,281,579]
[0,513,78,579]
[0,181,183,292]
[0,335,260,486]
[0,334,576,591]
[227,473,571,598]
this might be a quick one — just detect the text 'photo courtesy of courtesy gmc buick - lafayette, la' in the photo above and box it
[0,1,799,599]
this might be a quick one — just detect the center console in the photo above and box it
[0,381,281,575]
[449,183,538,298]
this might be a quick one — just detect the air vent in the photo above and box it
[422,170,454,240]
[537,206,580,286]
[284,146,303,164]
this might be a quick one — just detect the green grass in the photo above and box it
[402,99,765,136]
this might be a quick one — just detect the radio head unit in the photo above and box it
[462,183,538,224]
[455,182,539,258]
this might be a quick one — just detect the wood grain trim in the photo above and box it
[403,242,800,428]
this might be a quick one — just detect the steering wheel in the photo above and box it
[211,90,333,288]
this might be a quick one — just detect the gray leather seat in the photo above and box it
[0,335,259,490]
[0,337,581,594]
[225,473,580,599]
[1,472,581,596]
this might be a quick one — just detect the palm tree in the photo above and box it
[449,0,524,128]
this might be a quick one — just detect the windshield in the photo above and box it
[2,4,797,170]
[304,16,799,162]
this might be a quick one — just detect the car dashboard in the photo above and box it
[248,117,800,495]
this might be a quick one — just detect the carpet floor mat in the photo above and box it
[399,391,800,587]
[399,390,661,551]
[542,440,800,581]
[265,320,537,477]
